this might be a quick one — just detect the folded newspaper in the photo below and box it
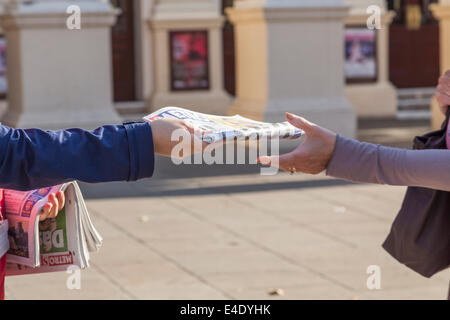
[143,106,304,144]
[5,182,102,276]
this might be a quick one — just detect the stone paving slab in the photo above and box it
[5,173,450,300]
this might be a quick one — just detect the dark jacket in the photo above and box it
[0,122,155,191]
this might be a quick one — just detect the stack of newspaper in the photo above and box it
[5,181,102,276]
[144,106,304,144]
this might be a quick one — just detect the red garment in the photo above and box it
[0,188,5,300]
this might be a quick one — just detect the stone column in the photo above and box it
[0,0,122,129]
[431,0,450,129]
[344,0,397,118]
[227,0,356,138]
[149,0,232,115]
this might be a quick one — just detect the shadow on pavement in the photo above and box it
[79,176,354,199]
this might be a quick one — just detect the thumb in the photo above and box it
[257,155,275,166]
[257,152,295,171]
[286,113,315,134]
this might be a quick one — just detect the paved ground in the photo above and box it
[6,118,450,300]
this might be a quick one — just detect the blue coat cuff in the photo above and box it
[123,122,155,181]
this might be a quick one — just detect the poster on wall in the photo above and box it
[0,37,7,96]
[345,28,377,83]
[169,30,210,91]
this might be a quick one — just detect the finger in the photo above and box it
[436,92,450,107]
[436,84,448,93]
[56,191,65,211]
[436,85,450,100]
[258,152,296,172]
[191,135,206,154]
[39,203,53,221]
[257,156,272,166]
[183,121,195,135]
[257,155,283,171]
[185,123,210,149]
[191,123,204,136]
[285,113,316,135]
[202,141,210,150]
[47,194,59,219]
[438,75,450,90]
[438,81,450,94]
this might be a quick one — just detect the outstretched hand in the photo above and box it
[258,113,337,175]
[150,119,208,158]
[436,70,450,115]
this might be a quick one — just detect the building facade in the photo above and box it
[0,0,447,132]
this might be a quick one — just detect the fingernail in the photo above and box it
[258,157,270,165]
[286,113,295,121]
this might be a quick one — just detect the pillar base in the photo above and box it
[346,82,398,118]
[227,1,357,139]
[344,2,397,119]
[0,0,122,130]
[152,91,232,116]
[2,107,122,130]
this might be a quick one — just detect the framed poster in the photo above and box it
[169,30,210,91]
[345,27,378,83]
[0,36,7,96]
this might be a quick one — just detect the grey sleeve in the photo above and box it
[326,135,450,192]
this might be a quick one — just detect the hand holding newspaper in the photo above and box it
[5,182,102,276]
[143,106,304,144]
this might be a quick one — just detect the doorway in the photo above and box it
[387,0,440,88]
[222,0,236,97]
[111,0,136,102]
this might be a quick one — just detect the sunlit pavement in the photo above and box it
[7,118,450,300]
[6,172,450,300]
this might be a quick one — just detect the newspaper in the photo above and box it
[5,181,102,276]
[143,106,304,144]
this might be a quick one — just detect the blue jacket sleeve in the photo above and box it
[0,122,155,191]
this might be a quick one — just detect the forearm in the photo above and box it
[326,136,450,191]
[0,122,154,191]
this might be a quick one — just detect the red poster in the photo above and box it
[170,31,210,91]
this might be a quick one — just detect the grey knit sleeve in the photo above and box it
[326,135,450,192]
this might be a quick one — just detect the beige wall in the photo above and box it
[149,0,231,115]
[228,0,357,138]
[0,0,122,129]
[0,0,156,116]
[134,0,155,103]
[344,0,397,118]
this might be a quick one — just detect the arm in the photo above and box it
[258,113,450,191]
[327,69,450,191]
[0,122,154,191]
[326,136,450,192]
